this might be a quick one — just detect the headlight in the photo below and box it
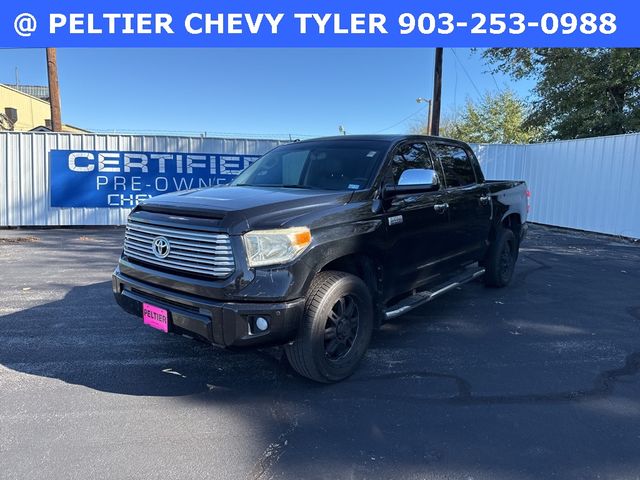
[243,227,312,267]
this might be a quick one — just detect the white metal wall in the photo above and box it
[0,132,283,227]
[1,131,639,238]
[474,133,640,239]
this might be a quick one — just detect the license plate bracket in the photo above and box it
[142,303,169,333]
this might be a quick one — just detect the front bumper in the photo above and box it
[112,269,305,348]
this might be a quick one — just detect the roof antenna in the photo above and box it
[15,66,19,87]
[338,125,346,135]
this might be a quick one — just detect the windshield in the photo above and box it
[231,140,388,191]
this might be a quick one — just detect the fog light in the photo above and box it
[255,317,269,331]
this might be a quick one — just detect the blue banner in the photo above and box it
[50,150,259,208]
[1,0,637,47]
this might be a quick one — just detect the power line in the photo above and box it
[373,106,427,134]
[489,71,502,91]
[479,48,503,92]
[85,127,319,140]
[372,48,436,134]
[449,48,483,98]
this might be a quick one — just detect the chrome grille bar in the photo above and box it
[123,219,235,278]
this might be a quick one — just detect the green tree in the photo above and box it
[415,90,540,144]
[481,48,640,140]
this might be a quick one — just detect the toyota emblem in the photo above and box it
[152,236,170,258]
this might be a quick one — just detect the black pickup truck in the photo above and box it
[113,135,528,382]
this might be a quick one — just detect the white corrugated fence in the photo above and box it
[474,133,640,239]
[1,131,639,239]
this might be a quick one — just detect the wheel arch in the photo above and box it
[317,252,384,327]
[489,211,522,243]
[501,212,522,240]
[483,212,522,267]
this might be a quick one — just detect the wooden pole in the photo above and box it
[46,48,62,132]
[430,48,443,136]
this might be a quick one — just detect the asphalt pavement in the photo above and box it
[1,225,639,480]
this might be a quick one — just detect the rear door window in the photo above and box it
[430,143,476,188]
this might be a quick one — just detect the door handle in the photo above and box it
[479,195,491,205]
[434,203,449,213]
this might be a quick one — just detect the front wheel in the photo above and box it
[484,228,517,287]
[285,271,374,383]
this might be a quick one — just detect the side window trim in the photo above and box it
[425,143,447,189]
[464,146,485,184]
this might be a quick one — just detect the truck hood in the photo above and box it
[136,185,354,233]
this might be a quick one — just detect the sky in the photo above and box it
[0,48,534,138]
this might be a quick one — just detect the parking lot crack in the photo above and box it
[247,404,298,480]
[335,351,640,407]
[247,354,300,480]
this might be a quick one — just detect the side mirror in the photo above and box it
[398,168,439,187]
[384,168,439,197]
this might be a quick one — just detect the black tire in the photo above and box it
[484,228,517,288]
[285,271,374,383]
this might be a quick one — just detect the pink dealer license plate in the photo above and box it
[142,303,169,333]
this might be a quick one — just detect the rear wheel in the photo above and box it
[484,228,517,287]
[285,271,373,383]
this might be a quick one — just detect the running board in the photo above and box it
[384,268,485,320]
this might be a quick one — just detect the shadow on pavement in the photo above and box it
[2,277,639,404]
[2,225,640,479]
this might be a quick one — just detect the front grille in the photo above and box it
[123,219,235,278]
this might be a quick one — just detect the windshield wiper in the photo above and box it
[236,183,314,189]
[279,184,313,189]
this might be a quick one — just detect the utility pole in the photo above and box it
[46,48,63,132]
[430,47,443,136]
